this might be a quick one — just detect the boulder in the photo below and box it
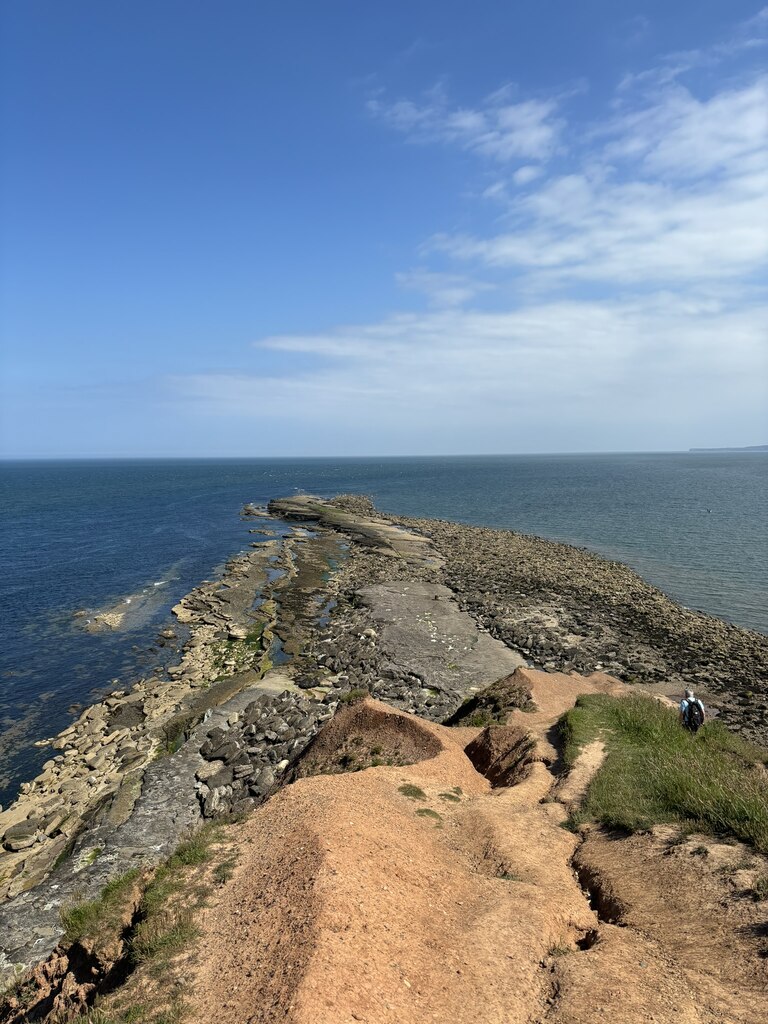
[207,767,235,790]
[3,820,41,852]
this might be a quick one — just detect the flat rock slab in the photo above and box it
[268,496,443,569]
[356,582,525,697]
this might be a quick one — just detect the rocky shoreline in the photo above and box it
[2,492,767,985]
[0,520,345,901]
[391,513,768,741]
[276,494,768,743]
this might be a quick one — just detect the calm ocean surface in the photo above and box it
[1,454,766,803]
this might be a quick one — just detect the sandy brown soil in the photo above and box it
[182,669,768,1024]
[559,828,768,1024]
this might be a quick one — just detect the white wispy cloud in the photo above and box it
[512,164,544,186]
[173,291,766,450]
[618,5,768,90]
[172,13,768,451]
[431,75,768,289]
[604,77,768,178]
[394,269,493,307]
[367,84,564,163]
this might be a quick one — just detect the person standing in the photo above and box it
[680,689,705,733]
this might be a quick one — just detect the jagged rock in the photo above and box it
[201,739,240,763]
[207,767,235,790]
[196,760,226,783]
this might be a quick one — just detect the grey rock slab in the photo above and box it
[355,582,525,697]
[268,496,443,569]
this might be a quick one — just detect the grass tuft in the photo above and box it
[559,694,768,852]
[131,910,198,965]
[398,783,426,800]
[338,688,369,705]
[60,869,141,943]
[415,807,442,822]
[167,832,215,868]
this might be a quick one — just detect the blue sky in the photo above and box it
[1,1,766,456]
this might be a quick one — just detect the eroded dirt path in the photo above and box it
[184,673,768,1024]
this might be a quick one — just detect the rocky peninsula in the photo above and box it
[1,494,767,1023]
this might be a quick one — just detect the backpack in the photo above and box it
[684,699,705,732]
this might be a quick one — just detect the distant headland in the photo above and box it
[689,444,767,452]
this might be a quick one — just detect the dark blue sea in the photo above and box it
[1,454,766,804]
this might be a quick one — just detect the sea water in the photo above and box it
[1,453,766,803]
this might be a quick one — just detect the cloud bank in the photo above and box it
[174,12,768,452]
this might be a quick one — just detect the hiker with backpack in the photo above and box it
[680,689,706,733]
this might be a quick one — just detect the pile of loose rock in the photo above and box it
[195,690,332,818]
[298,603,454,722]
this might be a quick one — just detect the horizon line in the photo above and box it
[2,448,766,463]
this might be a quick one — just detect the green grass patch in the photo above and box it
[138,865,183,918]
[466,711,495,728]
[415,807,442,822]
[131,910,198,965]
[124,823,232,980]
[84,1000,184,1024]
[398,783,426,800]
[139,822,222,918]
[51,821,238,1024]
[60,869,141,943]
[560,693,768,851]
[167,830,216,868]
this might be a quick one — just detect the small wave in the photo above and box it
[153,580,167,587]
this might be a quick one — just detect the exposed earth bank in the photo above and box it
[8,677,767,1024]
[185,684,768,1024]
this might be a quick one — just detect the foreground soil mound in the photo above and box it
[188,696,593,1024]
[184,678,768,1024]
[286,698,443,780]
